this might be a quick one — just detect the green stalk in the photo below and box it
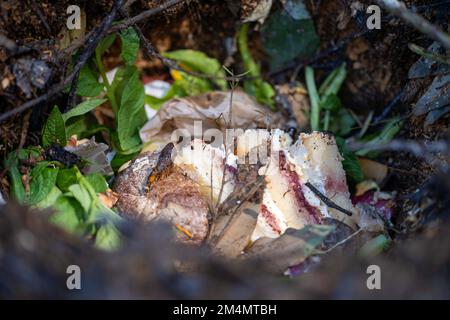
[305,66,320,131]
[318,68,339,96]
[96,53,119,114]
[237,24,260,77]
[323,110,330,131]
[321,63,347,98]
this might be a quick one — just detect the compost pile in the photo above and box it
[0,0,449,299]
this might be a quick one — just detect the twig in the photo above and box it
[304,182,353,216]
[348,139,450,160]
[316,228,363,254]
[30,0,52,34]
[109,0,186,33]
[408,43,450,66]
[376,0,450,50]
[17,111,32,156]
[289,30,369,82]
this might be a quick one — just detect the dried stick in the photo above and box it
[304,182,354,217]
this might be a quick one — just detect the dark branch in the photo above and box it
[304,182,353,216]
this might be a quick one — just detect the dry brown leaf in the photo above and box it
[99,189,119,209]
[139,90,283,146]
[358,158,389,185]
[212,204,259,258]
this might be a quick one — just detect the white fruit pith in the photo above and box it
[173,139,237,204]
[251,131,358,241]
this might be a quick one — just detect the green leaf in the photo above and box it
[319,63,347,97]
[261,9,319,71]
[4,152,25,203]
[68,183,92,214]
[320,94,342,112]
[56,167,79,192]
[35,186,62,208]
[28,162,59,205]
[76,65,104,97]
[238,24,261,78]
[95,33,117,58]
[238,24,276,109]
[95,223,121,250]
[336,137,364,185]
[50,196,84,232]
[117,68,146,152]
[305,67,320,131]
[42,106,66,147]
[359,234,390,258]
[119,27,140,66]
[110,66,136,113]
[65,116,88,138]
[85,173,108,193]
[163,49,227,90]
[175,72,212,96]
[356,117,403,157]
[62,99,106,122]
[328,108,355,136]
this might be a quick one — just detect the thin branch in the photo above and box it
[110,0,186,33]
[376,0,450,50]
[348,139,450,158]
[30,0,52,34]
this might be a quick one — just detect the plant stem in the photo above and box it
[96,53,119,114]
[305,66,320,131]
[321,63,347,97]
[323,110,330,131]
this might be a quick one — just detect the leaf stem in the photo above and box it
[305,66,320,131]
[96,53,119,114]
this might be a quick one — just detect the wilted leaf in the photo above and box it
[245,224,334,273]
[358,158,388,185]
[355,180,379,197]
[65,138,113,176]
[213,205,259,258]
[413,74,450,126]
